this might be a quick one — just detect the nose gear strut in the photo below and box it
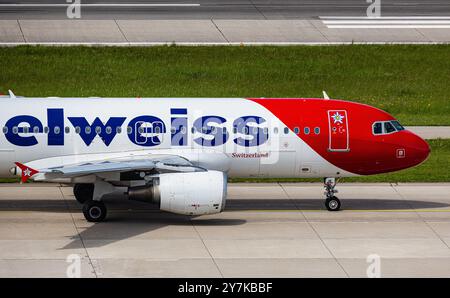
[324,177,341,211]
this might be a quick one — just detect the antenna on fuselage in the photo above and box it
[322,91,330,100]
[8,90,16,99]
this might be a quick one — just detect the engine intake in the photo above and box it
[127,171,227,215]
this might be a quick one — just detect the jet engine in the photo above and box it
[127,171,227,215]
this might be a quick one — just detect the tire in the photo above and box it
[325,196,341,211]
[73,183,94,204]
[82,200,107,222]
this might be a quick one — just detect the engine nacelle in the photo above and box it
[127,171,227,215]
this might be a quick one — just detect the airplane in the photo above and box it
[1,90,430,222]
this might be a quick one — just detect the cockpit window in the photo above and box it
[373,122,382,134]
[384,122,396,133]
[373,120,405,135]
[391,120,405,131]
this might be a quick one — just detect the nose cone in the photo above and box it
[408,135,431,167]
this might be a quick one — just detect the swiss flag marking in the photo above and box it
[14,162,39,183]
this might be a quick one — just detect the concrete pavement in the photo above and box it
[0,183,449,277]
[406,126,450,140]
[2,19,450,45]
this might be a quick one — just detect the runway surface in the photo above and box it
[2,1,450,44]
[0,183,449,277]
[1,0,450,20]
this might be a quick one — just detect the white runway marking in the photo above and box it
[320,16,450,28]
[0,3,201,7]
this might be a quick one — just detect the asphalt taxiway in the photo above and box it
[1,0,450,20]
[0,183,449,277]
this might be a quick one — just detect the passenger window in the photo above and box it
[85,127,91,134]
[274,127,278,134]
[12,127,18,135]
[33,126,40,133]
[384,122,396,133]
[294,127,300,134]
[75,126,81,134]
[2,127,7,134]
[105,126,112,134]
[65,127,70,134]
[23,126,29,134]
[373,122,382,135]
[284,127,289,134]
[54,126,60,134]
[127,126,132,134]
[314,127,320,135]
[95,126,102,134]
[116,127,122,134]
[304,127,310,135]
[44,127,49,134]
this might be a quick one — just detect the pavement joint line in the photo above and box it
[114,19,129,43]
[189,218,224,278]
[210,19,230,44]
[249,0,267,20]
[277,182,350,277]
[16,20,26,43]
[391,184,450,252]
[309,20,330,42]
[58,186,99,278]
[415,27,431,42]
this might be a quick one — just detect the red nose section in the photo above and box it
[380,131,431,174]
[407,134,431,167]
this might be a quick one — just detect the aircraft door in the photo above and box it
[327,110,349,152]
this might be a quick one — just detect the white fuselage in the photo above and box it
[0,98,353,178]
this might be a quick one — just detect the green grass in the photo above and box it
[1,45,450,125]
[231,139,450,183]
[0,45,449,183]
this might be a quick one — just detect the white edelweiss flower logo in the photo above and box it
[331,112,344,124]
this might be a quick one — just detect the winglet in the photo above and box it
[8,90,16,99]
[14,162,39,183]
[323,91,330,100]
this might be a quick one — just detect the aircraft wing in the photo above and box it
[14,154,204,182]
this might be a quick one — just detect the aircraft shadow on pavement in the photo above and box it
[225,199,449,211]
[0,197,447,212]
[65,196,448,249]
[0,195,448,249]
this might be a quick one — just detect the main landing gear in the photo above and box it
[82,200,107,222]
[73,183,94,204]
[324,178,341,211]
[74,181,114,222]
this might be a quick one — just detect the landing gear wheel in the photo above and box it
[73,183,94,204]
[325,196,341,211]
[82,200,107,222]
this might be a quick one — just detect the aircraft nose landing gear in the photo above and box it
[324,178,341,211]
